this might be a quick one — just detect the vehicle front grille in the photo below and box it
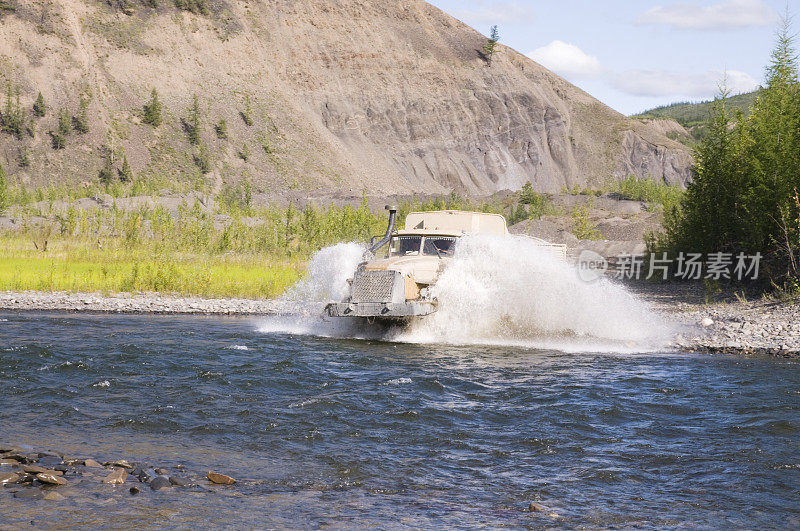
[350,270,398,303]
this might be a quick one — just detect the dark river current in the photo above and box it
[1,312,799,529]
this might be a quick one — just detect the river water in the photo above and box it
[1,311,799,529]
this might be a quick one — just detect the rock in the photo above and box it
[104,460,133,469]
[207,472,236,485]
[43,491,65,501]
[38,451,61,459]
[0,459,19,466]
[38,456,62,467]
[23,465,48,474]
[54,465,68,473]
[36,473,66,486]
[701,318,714,327]
[155,468,168,475]
[136,468,158,483]
[102,468,127,485]
[0,472,19,484]
[168,476,192,487]
[83,459,102,468]
[529,502,548,512]
[150,476,171,491]
[14,488,43,499]
[129,486,140,495]
[15,473,35,483]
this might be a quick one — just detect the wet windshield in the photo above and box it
[390,236,422,256]
[423,237,456,256]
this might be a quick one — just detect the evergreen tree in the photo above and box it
[194,142,211,173]
[142,88,162,127]
[19,147,30,167]
[483,25,500,65]
[73,95,90,134]
[214,118,228,139]
[98,155,115,184]
[119,155,134,182]
[1,82,24,139]
[33,92,46,117]
[185,94,201,144]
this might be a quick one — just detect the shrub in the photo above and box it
[240,95,253,126]
[175,0,208,15]
[238,143,249,161]
[571,202,601,240]
[142,88,162,127]
[0,162,8,213]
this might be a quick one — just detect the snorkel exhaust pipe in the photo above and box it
[369,205,397,253]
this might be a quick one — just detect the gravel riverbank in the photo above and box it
[1,289,798,359]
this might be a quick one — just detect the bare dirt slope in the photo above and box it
[0,0,692,196]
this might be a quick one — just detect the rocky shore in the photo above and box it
[1,445,237,502]
[0,291,278,315]
[0,289,798,359]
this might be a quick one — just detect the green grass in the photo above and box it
[613,176,684,212]
[0,237,304,298]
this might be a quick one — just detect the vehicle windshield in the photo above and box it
[390,236,422,256]
[423,236,456,257]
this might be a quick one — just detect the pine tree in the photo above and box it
[142,88,162,127]
[119,155,134,182]
[483,25,500,65]
[1,82,24,139]
[73,95,90,134]
[98,155,115,184]
[194,142,211,173]
[19,147,30,167]
[185,94,201,144]
[33,92,46,117]
[214,118,228,139]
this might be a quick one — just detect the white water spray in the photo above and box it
[259,235,671,351]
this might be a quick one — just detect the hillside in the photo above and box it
[633,90,760,142]
[0,0,693,198]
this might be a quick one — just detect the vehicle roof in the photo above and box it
[403,210,508,235]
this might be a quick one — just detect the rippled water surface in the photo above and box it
[1,312,799,529]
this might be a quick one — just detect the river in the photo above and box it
[1,311,799,528]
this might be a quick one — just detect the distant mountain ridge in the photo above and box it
[632,91,760,142]
[0,0,694,197]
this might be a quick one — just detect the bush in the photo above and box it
[0,163,8,213]
[238,143,249,161]
[175,0,208,15]
[571,202,601,240]
[240,95,253,126]
[614,175,684,212]
[194,143,211,173]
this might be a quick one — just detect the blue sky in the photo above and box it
[426,0,789,115]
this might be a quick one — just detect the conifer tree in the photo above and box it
[240,95,253,126]
[119,155,134,182]
[142,88,162,127]
[186,94,201,144]
[98,155,115,184]
[483,25,500,65]
[73,95,90,134]
[0,161,8,214]
[215,118,228,139]
[33,92,46,117]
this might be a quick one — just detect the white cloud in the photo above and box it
[527,40,604,79]
[636,0,776,30]
[451,1,535,25]
[610,69,760,97]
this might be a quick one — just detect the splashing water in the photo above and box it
[260,235,671,350]
[395,235,670,349]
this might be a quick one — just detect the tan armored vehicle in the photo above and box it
[325,207,565,321]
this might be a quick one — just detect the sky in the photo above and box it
[426,0,790,115]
